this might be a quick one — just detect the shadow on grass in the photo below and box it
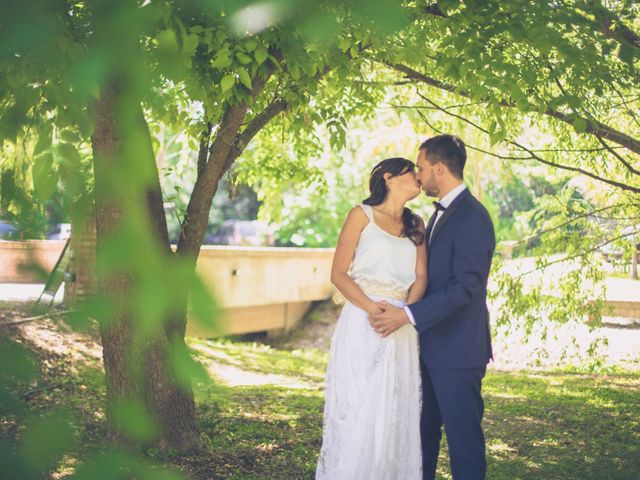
[2,316,638,480]
[479,371,639,480]
[188,338,328,386]
[185,370,640,480]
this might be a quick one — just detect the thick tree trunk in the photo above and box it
[91,80,199,452]
[88,62,287,451]
[136,104,200,451]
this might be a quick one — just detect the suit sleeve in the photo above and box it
[408,210,495,334]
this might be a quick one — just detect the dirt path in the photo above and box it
[267,300,640,371]
[2,298,638,382]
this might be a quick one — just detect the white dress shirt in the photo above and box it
[405,183,467,326]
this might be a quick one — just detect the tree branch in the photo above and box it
[196,121,212,181]
[176,63,278,259]
[594,134,640,177]
[514,202,640,248]
[420,0,640,51]
[386,61,640,156]
[589,1,640,50]
[516,142,640,195]
[413,94,640,194]
[518,228,640,278]
[219,60,335,176]
[553,74,640,178]
[221,99,289,174]
[422,3,447,18]
[607,80,640,130]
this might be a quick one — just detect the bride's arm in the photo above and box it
[406,218,427,304]
[331,207,384,315]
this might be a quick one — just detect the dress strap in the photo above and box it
[359,204,374,223]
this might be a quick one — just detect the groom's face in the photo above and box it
[416,149,440,197]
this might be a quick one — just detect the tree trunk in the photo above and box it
[91,79,199,452]
[176,65,278,262]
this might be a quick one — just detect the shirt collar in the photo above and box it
[439,183,467,209]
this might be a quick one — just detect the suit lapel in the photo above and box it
[424,209,438,243]
[429,189,470,246]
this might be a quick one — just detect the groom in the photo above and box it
[369,134,495,480]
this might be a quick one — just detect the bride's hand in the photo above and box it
[367,301,389,315]
[375,301,388,311]
[367,302,384,314]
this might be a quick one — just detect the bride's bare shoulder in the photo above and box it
[344,205,369,224]
[337,205,369,234]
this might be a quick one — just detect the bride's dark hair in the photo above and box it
[362,157,425,246]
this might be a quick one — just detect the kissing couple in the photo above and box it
[316,134,496,480]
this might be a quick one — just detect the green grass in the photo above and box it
[482,372,640,480]
[185,339,640,480]
[2,322,639,479]
[190,338,328,384]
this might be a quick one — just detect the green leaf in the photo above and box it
[32,152,57,201]
[59,129,80,143]
[489,130,506,147]
[33,134,51,156]
[566,95,581,110]
[20,409,76,473]
[220,74,235,92]
[444,62,459,81]
[112,399,157,441]
[157,29,179,53]
[244,39,258,52]
[56,142,82,165]
[338,37,351,52]
[211,51,231,69]
[168,342,211,389]
[572,117,587,133]
[182,33,199,56]
[618,43,634,64]
[537,101,549,114]
[235,51,253,64]
[254,47,268,65]
[237,68,253,89]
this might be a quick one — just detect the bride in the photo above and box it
[316,157,427,479]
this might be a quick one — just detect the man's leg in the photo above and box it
[420,361,443,480]
[429,367,487,480]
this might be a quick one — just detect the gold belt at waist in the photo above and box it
[332,280,409,304]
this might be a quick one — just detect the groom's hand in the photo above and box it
[368,301,410,337]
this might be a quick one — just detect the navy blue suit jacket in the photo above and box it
[408,189,495,369]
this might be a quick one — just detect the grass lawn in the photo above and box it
[186,339,640,480]
[1,305,639,479]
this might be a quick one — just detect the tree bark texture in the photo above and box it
[91,79,199,452]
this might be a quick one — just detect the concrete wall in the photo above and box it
[0,240,66,283]
[0,238,336,337]
[189,246,335,337]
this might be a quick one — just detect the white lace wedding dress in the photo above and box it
[316,204,422,480]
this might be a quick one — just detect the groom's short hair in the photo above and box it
[420,134,466,179]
